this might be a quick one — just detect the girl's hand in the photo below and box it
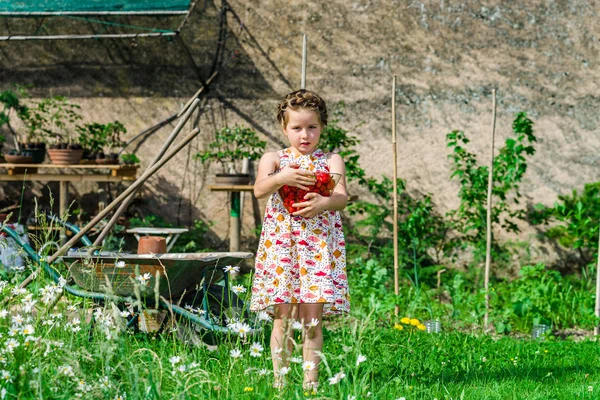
[278,163,315,190]
[292,192,327,218]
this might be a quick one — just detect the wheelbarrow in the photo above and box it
[1,216,254,339]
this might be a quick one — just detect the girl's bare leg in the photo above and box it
[271,304,297,387]
[299,303,324,389]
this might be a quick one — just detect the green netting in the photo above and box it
[0,0,191,13]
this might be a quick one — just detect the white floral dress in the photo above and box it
[250,148,350,315]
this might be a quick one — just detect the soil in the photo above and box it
[0,1,598,268]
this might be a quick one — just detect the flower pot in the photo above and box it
[47,149,83,165]
[4,154,33,164]
[95,158,119,165]
[214,173,250,185]
[25,148,46,164]
[137,236,167,254]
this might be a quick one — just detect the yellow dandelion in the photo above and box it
[244,387,254,392]
[410,318,420,326]
[417,324,426,331]
[400,317,411,324]
[394,323,404,331]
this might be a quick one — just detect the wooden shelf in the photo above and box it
[208,184,254,192]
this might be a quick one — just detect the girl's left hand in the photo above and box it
[292,192,326,218]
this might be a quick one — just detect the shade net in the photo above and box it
[0,1,191,13]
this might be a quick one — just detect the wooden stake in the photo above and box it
[594,224,600,336]
[484,88,497,330]
[301,34,307,89]
[392,76,399,316]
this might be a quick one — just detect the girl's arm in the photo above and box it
[292,153,348,218]
[253,152,317,199]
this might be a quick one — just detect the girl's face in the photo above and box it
[282,108,323,155]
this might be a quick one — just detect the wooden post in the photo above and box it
[301,34,307,89]
[594,224,600,336]
[484,88,497,330]
[392,76,399,316]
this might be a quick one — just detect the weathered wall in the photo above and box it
[1,1,599,260]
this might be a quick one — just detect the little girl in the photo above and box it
[250,89,350,390]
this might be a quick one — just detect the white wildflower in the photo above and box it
[290,356,303,364]
[21,324,35,335]
[291,320,303,330]
[258,368,269,376]
[328,371,346,385]
[8,326,19,337]
[306,318,320,328]
[302,361,316,371]
[5,339,19,353]
[257,311,271,322]
[278,367,290,376]
[230,349,243,359]
[115,261,126,268]
[99,376,111,389]
[136,273,152,286]
[0,370,12,383]
[231,285,247,294]
[223,265,240,273]
[57,365,74,377]
[249,342,264,357]
[356,354,367,366]
[169,356,182,365]
[11,314,24,326]
[0,310,7,318]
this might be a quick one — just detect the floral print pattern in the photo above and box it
[250,148,350,315]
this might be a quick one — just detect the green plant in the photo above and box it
[120,153,140,165]
[76,122,110,154]
[21,96,82,145]
[531,182,600,269]
[195,126,266,174]
[0,88,29,147]
[446,112,537,264]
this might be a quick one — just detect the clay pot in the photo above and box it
[47,149,84,165]
[137,236,167,254]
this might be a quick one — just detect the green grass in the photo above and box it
[1,272,599,400]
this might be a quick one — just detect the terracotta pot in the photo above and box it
[137,236,167,254]
[47,149,83,165]
[4,154,33,163]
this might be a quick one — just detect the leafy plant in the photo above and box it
[21,96,82,145]
[530,182,600,269]
[76,122,110,155]
[120,153,140,165]
[0,88,29,147]
[446,112,537,263]
[195,126,266,174]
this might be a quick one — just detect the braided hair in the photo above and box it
[276,89,328,128]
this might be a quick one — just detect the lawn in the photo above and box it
[1,273,599,400]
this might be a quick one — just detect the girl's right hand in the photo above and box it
[277,163,315,190]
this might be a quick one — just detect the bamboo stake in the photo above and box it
[594,224,600,336]
[301,34,307,89]
[484,88,497,330]
[392,76,399,316]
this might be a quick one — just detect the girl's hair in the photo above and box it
[276,89,328,128]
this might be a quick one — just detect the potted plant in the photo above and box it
[194,126,266,185]
[76,122,109,163]
[95,121,126,164]
[0,88,38,163]
[23,96,84,165]
[120,153,140,165]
